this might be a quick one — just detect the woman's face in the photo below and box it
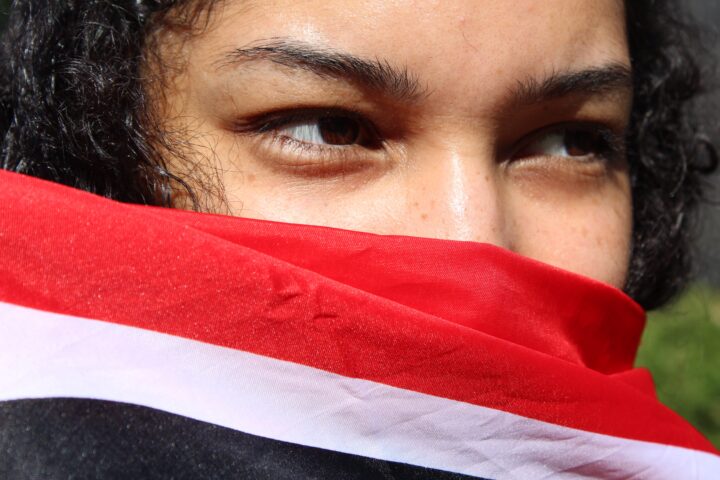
[155,0,633,288]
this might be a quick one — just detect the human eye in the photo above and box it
[271,113,373,147]
[235,108,386,176]
[512,123,625,164]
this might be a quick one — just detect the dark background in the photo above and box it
[688,0,720,285]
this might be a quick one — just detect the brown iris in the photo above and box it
[317,116,361,145]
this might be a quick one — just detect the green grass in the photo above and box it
[636,284,720,448]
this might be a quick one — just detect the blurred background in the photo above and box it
[637,0,720,448]
[0,1,718,447]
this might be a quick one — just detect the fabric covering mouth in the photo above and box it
[0,169,717,479]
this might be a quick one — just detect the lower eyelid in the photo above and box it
[249,131,390,177]
[270,133,359,156]
[503,156,614,186]
[510,126,624,162]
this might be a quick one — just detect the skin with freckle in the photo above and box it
[152,0,633,289]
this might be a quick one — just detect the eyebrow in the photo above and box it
[219,38,632,107]
[218,38,425,102]
[511,64,633,106]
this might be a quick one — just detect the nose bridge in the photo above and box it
[407,142,505,245]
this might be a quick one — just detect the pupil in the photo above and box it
[565,130,600,157]
[318,117,360,145]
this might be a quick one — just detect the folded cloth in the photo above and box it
[0,169,718,479]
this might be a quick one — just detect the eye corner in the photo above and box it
[230,106,394,179]
[509,122,627,165]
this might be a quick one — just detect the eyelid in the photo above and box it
[234,107,374,135]
[510,122,627,162]
[233,107,391,177]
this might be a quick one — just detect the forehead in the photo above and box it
[166,0,630,118]
[183,0,628,107]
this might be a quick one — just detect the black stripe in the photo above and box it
[0,398,490,480]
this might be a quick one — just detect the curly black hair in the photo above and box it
[0,0,717,310]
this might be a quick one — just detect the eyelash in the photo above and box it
[511,123,626,164]
[236,109,625,172]
[236,108,384,173]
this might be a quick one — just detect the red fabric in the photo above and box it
[0,169,716,454]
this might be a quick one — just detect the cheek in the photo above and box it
[503,173,633,289]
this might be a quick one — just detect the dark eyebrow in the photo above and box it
[511,64,633,106]
[217,38,424,102]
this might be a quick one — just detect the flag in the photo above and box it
[0,169,718,479]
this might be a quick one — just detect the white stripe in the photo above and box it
[0,301,717,479]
